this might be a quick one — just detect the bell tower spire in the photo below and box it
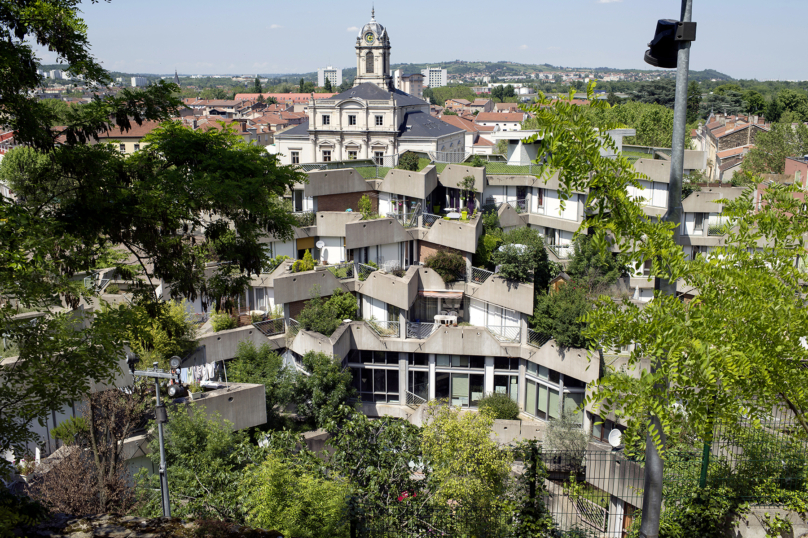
[354,9,392,90]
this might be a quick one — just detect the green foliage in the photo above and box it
[509,441,555,537]
[136,406,257,521]
[473,233,502,269]
[297,285,356,337]
[228,341,293,423]
[421,401,512,507]
[422,85,476,107]
[532,282,590,348]
[128,300,198,369]
[544,410,589,457]
[291,351,356,428]
[396,151,420,171]
[291,249,315,272]
[491,227,553,287]
[358,194,373,219]
[459,175,477,209]
[104,283,120,294]
[742,121,808,174]
[469,155,485,168]
[50,416,88,445]
[686,81,702,125]
[491,84,516,102]
[742,90,766,115]
[565,234,625,292]
[424,250,466,282]
[478,393,520,420]
[481,208,502,235]
[211,312,237,332]
[323,77,332,92]
[576,100,675,147]
[243,452,349,538]
[324,405,425,508]
[264,254,290,274]
[0,490,48,538]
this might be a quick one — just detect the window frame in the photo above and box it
[348,114,357,126]
[291,151,300,164]
[375,115,384,126]
[322,150,331,162]
[322,114,331,126]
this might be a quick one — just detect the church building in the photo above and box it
[274,10,464,165]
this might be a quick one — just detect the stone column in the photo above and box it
[517,357,526,411]
[428,354,436,400]
[608,495,625,536]
[399,352,408,405]
[484,357,495,395]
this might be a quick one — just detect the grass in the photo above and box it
[354,166,391,179]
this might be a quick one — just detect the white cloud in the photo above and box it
[270,24,283,29]
[597,0,622,3]
[519,44,528,50]
[347,26,359,32]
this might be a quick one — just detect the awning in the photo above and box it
[419,290,464,299]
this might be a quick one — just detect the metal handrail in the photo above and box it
[470,266,494,284]
[367,319,400,338]
[487,325,521,343]
[286,318,300,337]
[422,212,442,228]
[405,390,428,410]
[527,328,552,349]
[327,262,355,280]
[292,210,316,227]
[356,262,377,281]
[406,322,437,340]
[548,244,573,260]
[253,317,285,336]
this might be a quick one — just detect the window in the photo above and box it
[119,143,126,153]
[348,150,357,160]
[375,115,384,126]
[322,150,331,162]
[291,151,300,164]
[322,115,331,126]
[366,52,374,73]
[352,367,399,403]
[408,369,429,401]
[133,143,140,152]
[694,212,704,231]
[536,188,544,208]
[374,151,384,165]
[348,115,357,126]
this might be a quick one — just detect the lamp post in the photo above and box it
[126,354,183,517]
[641,2,695,537]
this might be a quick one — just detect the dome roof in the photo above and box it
[358,8,385,38]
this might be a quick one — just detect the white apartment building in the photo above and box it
[131,77,147,87]
[421,66,447,88]
[392,69,424,99]
[317,66,342,88]
[49,69,63,80]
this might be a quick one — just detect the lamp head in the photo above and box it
[169,356,182,369]
[644,19,680,69]
[125,352,138,375]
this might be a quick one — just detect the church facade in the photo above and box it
[274,10,464,166]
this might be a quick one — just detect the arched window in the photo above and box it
[366,52,374,74]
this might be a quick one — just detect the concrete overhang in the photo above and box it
[379,165,438,199]
[304,168,373,197]
[273,266,352,304]
[346,217,413,250]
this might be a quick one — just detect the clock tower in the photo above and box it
[354,8,392,90]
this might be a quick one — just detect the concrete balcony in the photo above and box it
[345,217,415,251]
[378,164,438,199]
[273,264,354,305]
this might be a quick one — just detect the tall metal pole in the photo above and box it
[153,363,172,517]
[640,1,693,536]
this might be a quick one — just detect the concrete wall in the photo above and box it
[379,165,438,199]
[354,265,419,311]
[273,266,352,305]
[420,215,481,253]
[304,168,372,197]
[186,383,268,432]
[439,164,486,193]
[345,217,413,250]
[520,342,599,385]
[194,325,279,363]
[469,275,534,315]
[313,211,363,237]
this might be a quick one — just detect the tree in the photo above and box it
[490,227,554,288]
[531,282,590,348]
[299,78,305,93]
[291,351,356,428]
[565,235,625,293]
[228,341,293,423]
[742,121,808,174]
[766,96,783,122]
[323,78,332,92]
[776,89,808,122]
[0,1,301,474]
[686,81,701,125]
[297,285,356,337]
[421,401,512,507]
[742,90,766,115]
[243,452,349,538]
[424,250,466,282]
[252,77,262,94]
[459,175,477,211]
[396,151,420,171]
[127,300,198,370]
[477,393,520,420]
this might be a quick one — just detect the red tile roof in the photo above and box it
[475,112,525,123]
[440,115,480,133]
[234,93,336,104]
[473,138,495,146]
[716,144,754,159]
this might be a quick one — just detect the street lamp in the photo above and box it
[126,353,182,517]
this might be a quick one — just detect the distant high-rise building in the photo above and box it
[421,66,447,88]
[131,77,147,87]
[392,69,424,99]
[317,66,342,88]
[173,70,180,86]
[49,69,63,80]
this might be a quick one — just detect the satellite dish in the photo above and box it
[315,241,325,249]
[608,429,623,449]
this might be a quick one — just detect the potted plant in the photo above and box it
[188,382,203,400]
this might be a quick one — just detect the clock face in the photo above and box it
[364,32,375,44]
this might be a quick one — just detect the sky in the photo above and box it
[33,0,808,80]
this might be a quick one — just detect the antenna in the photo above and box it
[608,428,623,449]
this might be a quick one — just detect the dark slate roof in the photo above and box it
[398,111,463,139]
[274,120,309,138]
[328,82,427,107]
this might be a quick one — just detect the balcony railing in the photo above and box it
[487,325,521,343]
[707,223,729,236]
[406,322,437,340]
[367,319,400,338]
[286,318,300,337]
[527,328,552,349]
[327,262,355,280]
[548,244,573,260]
[356,262,377,281]
[405,390,428,410]
[470,266,494,284]
[503,198,527,213]
[253,317,285,337]
[386,211,419,228]
[422,212,442,228]
[292,210,316,227]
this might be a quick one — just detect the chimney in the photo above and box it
[192,119,197,129]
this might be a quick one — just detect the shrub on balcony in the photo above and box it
[358,194,379,220]
[472,234,502,269]
[292,250,315,272]
[424,250,466,282]
[531,282,590,349]
[211,312,237,332]
[478,393,520,420]
[297,286,357,337]
[397,151,420,171]
[491,227,555,287]
[469,155,485,168]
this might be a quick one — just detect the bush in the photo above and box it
[397,151,420,171]
[50,416,88,445]
[478,393,520,420]
[482,209,501,235]
[292,250,315,272]
[297,285,357,336]
[469,155,485,168]
[473,233,502,270]
[211,312,237,332]
[264,254,290,274]
[531,281,590,348]
[491,227,554,286]
[104,283,120,294]
[424,250,466,282]
[358,194,373,219]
